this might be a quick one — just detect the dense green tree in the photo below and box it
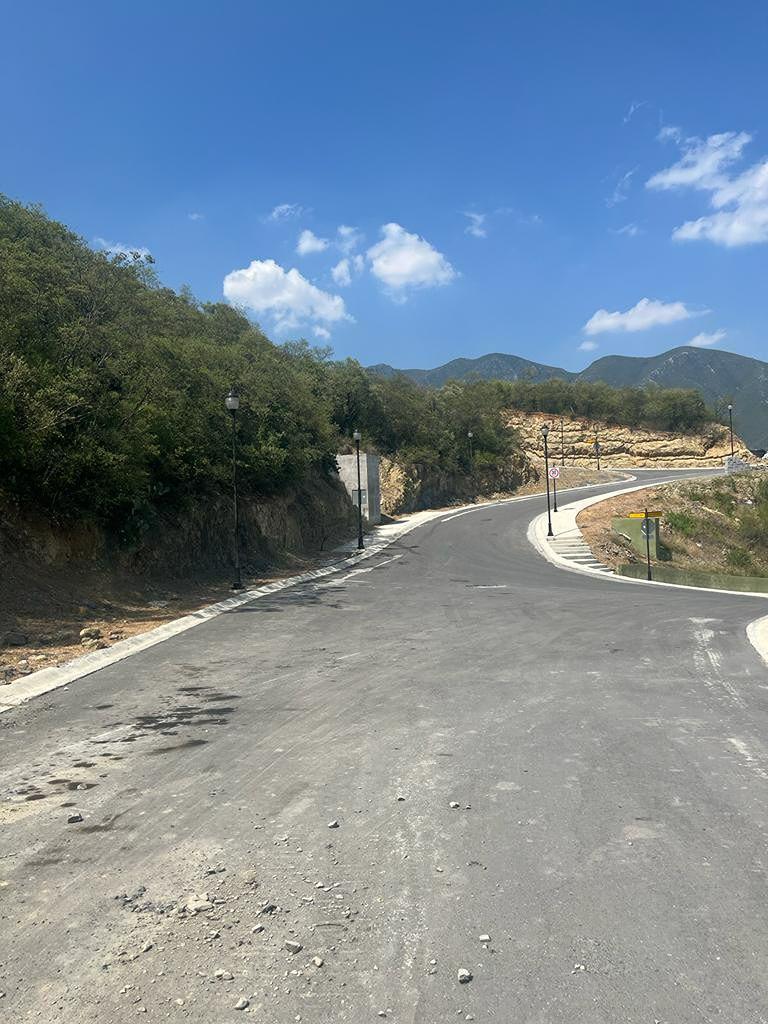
[0,195,715,536]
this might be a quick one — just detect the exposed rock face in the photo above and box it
[379,453,533,516]
[506,411,754,468]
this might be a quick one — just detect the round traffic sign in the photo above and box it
[641,519,654,538]
[548,466,560,479]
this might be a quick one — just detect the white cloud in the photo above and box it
[94,237,151,259]
[606,168,637,207]
[583,297,706,336]
[313,326,331,340]
[689,329,727,348]
[464,211,487,238]
[296,229,329,255]
[623,100,647,124]
[366,223,457,296]
[331,254,364,287]
[223,258,351,336]
[612,222,641,237]
[657,124,682,143]
[647,130,768,246]
[332,259,352,286]
[187,212,204,221]
[266,203,305,222]
[337,225,363,253]
[579,340,599,352]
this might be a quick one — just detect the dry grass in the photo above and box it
[577,472,768,576]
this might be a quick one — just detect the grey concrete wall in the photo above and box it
[336,452,381,525]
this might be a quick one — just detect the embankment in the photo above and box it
[507,411,754,467]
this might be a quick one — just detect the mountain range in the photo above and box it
[368,346,768,450]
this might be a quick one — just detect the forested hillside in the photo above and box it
[0,197,524,539]
[371,346,767,448]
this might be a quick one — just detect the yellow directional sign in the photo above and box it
[628,511,663,519]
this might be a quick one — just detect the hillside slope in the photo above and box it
[370,346,768,449]
[369,352,575,387]
[508,410,754,467]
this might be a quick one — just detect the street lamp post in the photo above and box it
[225,388,242,590]
[467,430,474,469]
[541,424,554,538]
[353,429,364,550]
[728,403,735,457]
[594,434,601,472]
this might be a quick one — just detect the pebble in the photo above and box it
[457,968,473,984]
[235,997,250,1010]
[327,820,340,829]
[251,925,264,934]
[67,812,83,824]
[285,941,303,954]
[449,802,460,809]
[214,969,234,980]
[479,934,490,943]
[312,956,324,967]
[186,896,214,913]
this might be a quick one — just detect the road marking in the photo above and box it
[728,737,768,779]
[316,553,403,587]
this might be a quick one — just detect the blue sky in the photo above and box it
[3,1,767,370]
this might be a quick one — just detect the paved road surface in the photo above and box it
[2,470,768,1023]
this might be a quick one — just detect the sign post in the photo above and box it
[627,511,661,580]
[642,508,653,581]
[548,465,560,512]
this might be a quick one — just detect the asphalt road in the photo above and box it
[2,470,768,1024]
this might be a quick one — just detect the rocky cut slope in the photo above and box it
[507,411,755,468]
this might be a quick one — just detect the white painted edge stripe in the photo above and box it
[0,473,641,714]
[524,476,768,668]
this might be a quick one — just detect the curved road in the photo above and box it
[2,470,768,1023]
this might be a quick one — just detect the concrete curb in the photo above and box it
[0,474,632,714]
[527,476,768,602]
[747,615,768,666]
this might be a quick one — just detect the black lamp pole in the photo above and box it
[594,434,601,472]
[467,430,474,469]
[353,429,364,550]
[225,388,242,590]
[728,404,735,456]
[541,424,553,537]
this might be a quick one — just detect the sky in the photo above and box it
[3,1,767,371]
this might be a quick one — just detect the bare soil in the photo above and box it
[0,468,624,690]
[577,473,768,576]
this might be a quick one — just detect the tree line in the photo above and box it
[0,196,714,536]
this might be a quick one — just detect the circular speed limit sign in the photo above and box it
[548,466,560,479]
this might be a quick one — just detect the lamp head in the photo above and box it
[225,388,240,412]
[352,429,361,442]
[540,424,550,438]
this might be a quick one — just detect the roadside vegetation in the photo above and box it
[500,377,712,435]
[0,197,521,536]
[579,472,768,578]
[0,195,718,546]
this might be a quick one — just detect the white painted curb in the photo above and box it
[525,477,768,669]
[527,475,768,600]
[747,615,768,666]
[0,474,635,714]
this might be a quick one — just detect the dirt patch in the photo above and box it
[577,472,768,576]
[514,463,625,496]
[0,550,347,689]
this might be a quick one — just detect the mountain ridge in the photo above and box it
[368,346,768,450]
